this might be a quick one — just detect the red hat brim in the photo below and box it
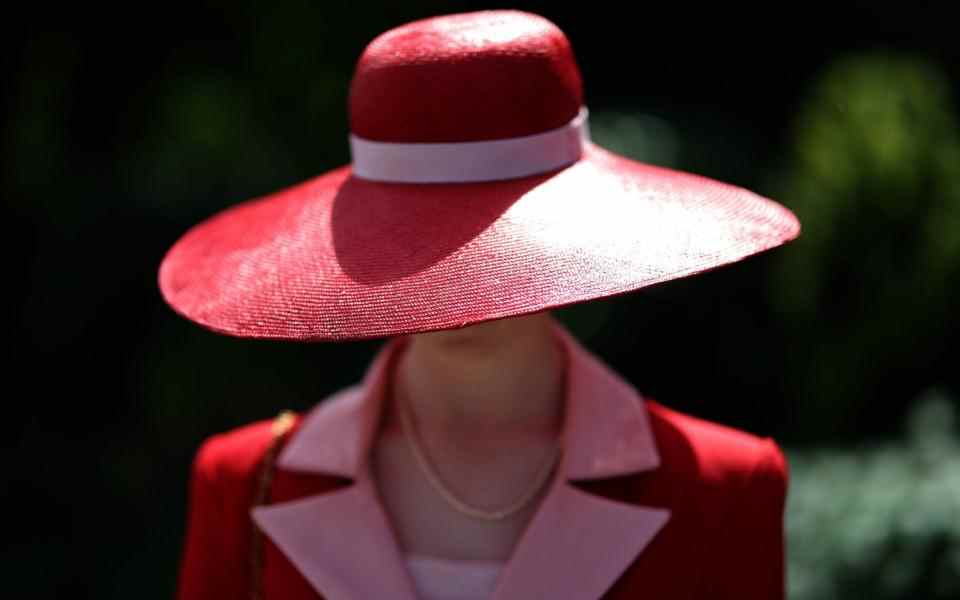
[158,142,799,341]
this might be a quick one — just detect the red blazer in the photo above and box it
[178,326,787,600]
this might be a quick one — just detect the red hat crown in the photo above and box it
[348,10,583,143]
[159,10,799,342]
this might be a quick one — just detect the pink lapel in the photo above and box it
[252,469,421,600]
[253,319,670,600]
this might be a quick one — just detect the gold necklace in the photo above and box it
[398,394,562,521]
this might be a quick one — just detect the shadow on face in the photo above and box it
[412,312,555,355]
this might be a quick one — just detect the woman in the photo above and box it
[162,10,798,600]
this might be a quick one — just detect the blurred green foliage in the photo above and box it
[776,53,960,598]
[787,390,960,599]
[771,54,960,438]
[591,52,960,599]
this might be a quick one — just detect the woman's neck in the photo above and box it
[391,313,565,442]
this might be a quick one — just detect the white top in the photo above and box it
[405,554,505,600]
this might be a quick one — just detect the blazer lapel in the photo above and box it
[251,345,420,600]
[252,469,420,600]
[492,477,669,599]
[252,319,671,600]
[489,324,671,599]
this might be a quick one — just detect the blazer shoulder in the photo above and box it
[644,400,790,597]
[644,398,788,489]
[179,416,301,600]
[192,414,302,487]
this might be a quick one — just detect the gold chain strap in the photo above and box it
[250,410,297,600]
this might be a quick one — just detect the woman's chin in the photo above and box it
[414,313,552,352]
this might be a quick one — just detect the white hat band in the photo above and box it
[349,107,590,183]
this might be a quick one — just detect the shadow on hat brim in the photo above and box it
[158,142,799,341]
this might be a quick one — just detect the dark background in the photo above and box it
[5,2,959,598]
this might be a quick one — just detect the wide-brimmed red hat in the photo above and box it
[158,10,799,341]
